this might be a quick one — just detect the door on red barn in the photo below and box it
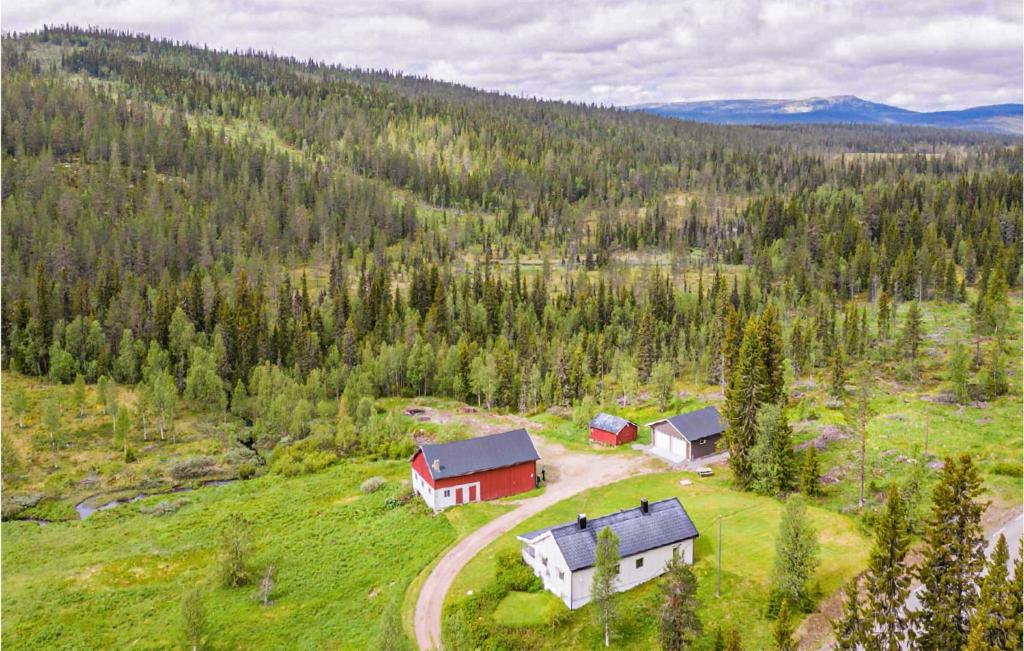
[468,485,477,502]
[455,486,464,505]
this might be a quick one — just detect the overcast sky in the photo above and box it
[3,0,1022,111]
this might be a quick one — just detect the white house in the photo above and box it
[516,497,699,609]
[647,406,725,462]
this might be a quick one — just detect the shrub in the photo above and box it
[218,514,253,588]
[991,462,1022,478]
[360,476,387,494]
[169,456,216,481]
[139,498,190,516]
[270,435,338,477]
[237,462,257,480]
[495,549,542,593]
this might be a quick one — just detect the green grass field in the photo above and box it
[446,471,871,650]
[1,460,496,650]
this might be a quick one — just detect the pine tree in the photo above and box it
[724,319,762,489]
[799,445,821,497]
[833,579,865,651]
[658,551,702,651]
[592,526,621,647]
[843,363,874,510]
[965,534,1017,650]
[915,454,986,650]
[862,485,913,650]
[772,599,796,651]
[980,342,1008,399]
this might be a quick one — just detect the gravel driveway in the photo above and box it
[413,435,660,649]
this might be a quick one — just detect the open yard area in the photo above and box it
[444,471,871,650]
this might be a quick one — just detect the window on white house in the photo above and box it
[557,569,564,580]
[443,489,450,497]
[525,546,535,558]
[541,556,548,567]
[635,557,644,569]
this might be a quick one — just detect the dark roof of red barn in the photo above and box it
[415,428,540,480]
[588,412,636,434]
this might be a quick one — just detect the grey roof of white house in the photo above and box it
[416,428,540,480]
[588,413,636,434]
[650,406,725,442]
[518,497,699,571]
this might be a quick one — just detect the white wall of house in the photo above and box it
[521,534,695,610]
[410,469,481,510]
[521,534,573,606]
[568,538,694,609]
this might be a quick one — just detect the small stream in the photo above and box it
[74,479,238,520]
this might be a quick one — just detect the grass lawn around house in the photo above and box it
[445,470,870,650]
[493,590,566,627]
[1,460,502,650]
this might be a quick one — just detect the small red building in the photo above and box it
[410,428,540,510]
[589,413,639,446]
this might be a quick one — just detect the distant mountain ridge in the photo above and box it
[634,95,1023,135]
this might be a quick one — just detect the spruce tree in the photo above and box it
[757,303,785,406]
[833,579,865,651]
[751,403,796,496]
[915,455,986,650]
[772,599,796,651]
[863,485,913,650]
[948,338,970,404]
[965,534,1017,650]
[799,445,821,497]
[900,301,923,363]
[658,551,702,651]
[771,495,819,608]
[724,319,761,489]
[637,307,657,382]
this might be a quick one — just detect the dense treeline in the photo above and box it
[2,27,1021,459]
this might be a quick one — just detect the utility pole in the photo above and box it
[716,514,722,598]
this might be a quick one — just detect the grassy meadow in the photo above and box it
[1,460,508,649]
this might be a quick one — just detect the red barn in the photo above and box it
[589,413,639,446]
[410,428,540,510]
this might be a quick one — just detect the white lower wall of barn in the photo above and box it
[410,469,480,510]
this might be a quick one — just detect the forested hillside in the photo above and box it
[3,27,1020,426]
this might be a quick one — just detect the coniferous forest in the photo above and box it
[1,25,1021,651]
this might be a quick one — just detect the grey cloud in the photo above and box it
[2,0,1020,110]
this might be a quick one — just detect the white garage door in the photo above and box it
[654,431,671,451]
[670,436,688,458]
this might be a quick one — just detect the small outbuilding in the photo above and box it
[517,497,699,609]
[588,413,638,446]
[646,406,725,461]
[410,428,540,510]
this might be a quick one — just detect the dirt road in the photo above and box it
[413,434,659,650]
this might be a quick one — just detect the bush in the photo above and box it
[169,456,216,481]
[139,498,190,516]
[361,476,387,494]
[270,435,338,477]
[495,549,542,593]
[237,462,257,480]
[218,514,253,588]
[991,462,1022,478]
